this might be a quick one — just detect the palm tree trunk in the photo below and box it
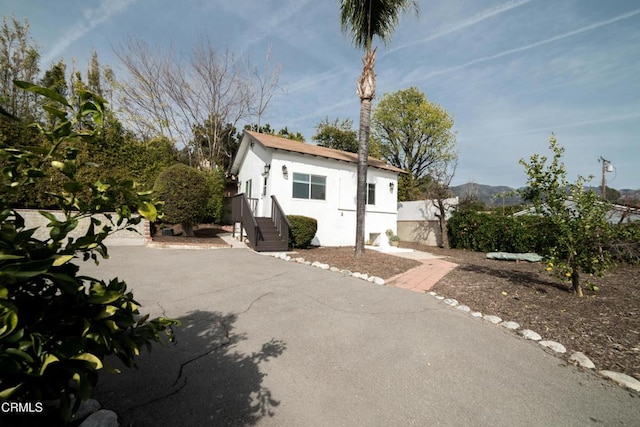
[354,48,376,258]
[355,97,371,257]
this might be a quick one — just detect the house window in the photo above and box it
[293,173,326,200]
[367,183,376,205]
[262,176,268,196]
[245,179,252,197]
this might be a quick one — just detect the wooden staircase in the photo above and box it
[231,194,290,252]
[254,217,288,251]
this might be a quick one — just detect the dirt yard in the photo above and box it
[402,243,640,382]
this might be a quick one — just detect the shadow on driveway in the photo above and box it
[95,310,286,426]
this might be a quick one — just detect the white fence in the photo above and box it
[397,198,458,246]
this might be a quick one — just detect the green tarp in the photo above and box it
[486,252,543,262]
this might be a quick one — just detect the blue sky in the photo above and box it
[3,0,639,189]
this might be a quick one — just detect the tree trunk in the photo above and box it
[571,270,583,297]
[439,219,449,249]
[354,49,376,258]
[182,223,195,237]
[355,98,371,258]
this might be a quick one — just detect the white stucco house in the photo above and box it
[229,131,405,249]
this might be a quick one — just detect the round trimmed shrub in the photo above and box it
[287,215,317,248]
[154,164,209,236]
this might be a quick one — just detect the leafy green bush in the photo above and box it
[608,222,640,265]
[154,164,209,236]
[287,215,317,248]
[448,210,548,253]
[202,168,226,224]
[0,82,177,425]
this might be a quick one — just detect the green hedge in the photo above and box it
[287,215,317,248]
[448,210,551,253]
[608,222,640,264]
[448,210,639,265]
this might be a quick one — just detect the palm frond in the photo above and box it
[339,0,419,50]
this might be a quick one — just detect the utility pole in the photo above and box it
[599,156,612,201]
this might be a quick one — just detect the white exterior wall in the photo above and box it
[267,152,398,247]
[235,144,399,247]
[236,143,273,217]
[397,198,459,221]
[396,198,458,247]
[15,209,148,246]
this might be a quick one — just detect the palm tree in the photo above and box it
[339,0,419,257]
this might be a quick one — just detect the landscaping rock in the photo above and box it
[367,276,375,282]
[569,352,596,369]
[435,295,445,300]
[311,261,321,268]
[373,277,385,285]
[341,269,352,276]
[320,263,329,270]
[456,305,471,312]
[428,291,437,296]
[361,274,369,281]
[79,409,118,427]
[72,399,101,423]
[519,329,542,341]
[295,257,306,264]
[443,298,459,307]
[539,340,566,354]
[329,266,340,273]
[284,255,291,261]
[352,272,362,279]
[598,370,640,392]
[470,311,483,318]
[483,315,502,324]
[501,321,520,330]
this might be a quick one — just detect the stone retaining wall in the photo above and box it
[15,209,150,246]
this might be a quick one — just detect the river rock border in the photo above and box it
[425,291,640,394]
[270,253,386,286]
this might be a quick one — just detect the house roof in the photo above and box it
[513,198,640,223]
[236,130,406,174]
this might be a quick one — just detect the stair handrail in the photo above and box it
[231,193,261,248]
[271,195,290,246]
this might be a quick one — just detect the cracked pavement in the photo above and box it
[83,246,640,426]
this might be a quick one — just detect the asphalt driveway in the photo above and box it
[83,247,640,426]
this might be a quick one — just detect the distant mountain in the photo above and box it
[450,183,522,206]
[619,189,640,198]
[450,184,640,207]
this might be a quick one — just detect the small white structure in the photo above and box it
[230,131,405,247]
[397,198,458,246]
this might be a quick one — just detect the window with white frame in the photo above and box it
[293,173,326,200]
[366,183,376,205]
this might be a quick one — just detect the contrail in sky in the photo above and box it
[42,0,137,66]
[408,8,640,82]
[388,0,534,54]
